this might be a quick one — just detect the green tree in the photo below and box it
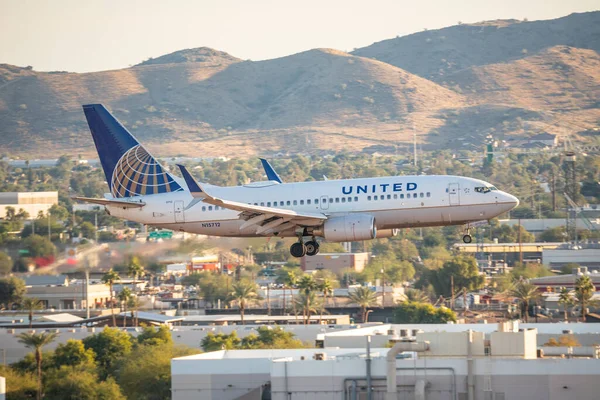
[429,255,484,297]
[118,287,132,327]
[317,278,334,323]
[44,368,125,400]
[348,286,378,323]
[22,234,56,258]
[294,291,321,325]
[102,269,120,326]
[229,280,259,325]
[509,281,540,322]
[127,255,145,291]
[558,287,574,321]
[575,275,595,322]
[393,302,457,323]
[539,226,567,242]
[137,325,173,346]
[241,326,305,349]
[0,365,37,399]
[17,331,58,400]
[404,288,430,303]
[0,251,13,274]
[79,221,97,239]
[52,339,96,369]
[20,297,44,328]
[82,327,132,379]
[0,276,26,309]
[117,343,199,400]
[201,331,241,352]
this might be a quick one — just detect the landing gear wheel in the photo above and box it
[305,241,320,256]
[290,242,307,258]
[463,234,472,244]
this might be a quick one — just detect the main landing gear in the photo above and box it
[290,237,320,258]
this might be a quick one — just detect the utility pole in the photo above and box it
[94,212,98,243]
[380,268,385,309]
[518,218,523,265]
[47,212,51,242]
[450,276,455,310]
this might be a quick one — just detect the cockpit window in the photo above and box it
[475,187,491,193]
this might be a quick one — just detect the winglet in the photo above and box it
[259,158,283,184]
[176,165,204,196]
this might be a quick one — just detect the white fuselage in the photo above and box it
[106,175,518,239]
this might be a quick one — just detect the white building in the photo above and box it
[0,191,58,219]
[171,322,600,400]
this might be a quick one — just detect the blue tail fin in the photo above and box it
[82,104,182,198]
[259,158,283,183]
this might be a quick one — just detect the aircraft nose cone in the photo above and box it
[505,192,519,209]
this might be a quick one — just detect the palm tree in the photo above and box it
[278,270,297,318]
[296,275,317,324]
[102,268,120,326]
[404,288,430,303]
[229,281,259,325]
[118,288,132,327]
[508,281,540,322]
[20,297,44,328]
[17,331,58,400]
[348,287,378,323]
[575,275,595,322]
[294,291,321,324]
[244,264,262,282]
[127,255,145,292]
[558,287,574,321]
[318,279,334,324]
[127,296,141,327]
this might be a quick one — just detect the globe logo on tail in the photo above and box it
[110,145,180,198]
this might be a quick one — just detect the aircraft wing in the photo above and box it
[72,196,146,208]
[177,165,326,234]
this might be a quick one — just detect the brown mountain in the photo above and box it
[352,12,600,82]
[1,12,599,158]
[0,49,463,157]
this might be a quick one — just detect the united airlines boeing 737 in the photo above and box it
[75,104,519,258]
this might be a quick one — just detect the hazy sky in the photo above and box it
[1,0,598,73]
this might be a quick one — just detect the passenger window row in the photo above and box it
[201,191,431,212]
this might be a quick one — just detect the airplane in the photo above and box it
[75,104,519,258]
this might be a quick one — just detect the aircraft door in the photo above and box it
[320,195,329,210]
[448,183,460,206]
[174,200,185,222]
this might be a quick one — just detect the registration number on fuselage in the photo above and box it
[202,222,221,228]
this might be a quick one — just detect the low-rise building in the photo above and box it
[0,191,58,219]
[25,275,112,310]
[300,252,370,273]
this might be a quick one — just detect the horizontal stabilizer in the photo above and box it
[72,196,146,208]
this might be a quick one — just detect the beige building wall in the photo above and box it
[301,252,370,274]
[26,284,112,310]
[0,191,58,219]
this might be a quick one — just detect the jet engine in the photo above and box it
[319,214,376,242]
[376,229,399,238]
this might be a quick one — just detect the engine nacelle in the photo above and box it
[376,229,399,239]
[321,214,376,242]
